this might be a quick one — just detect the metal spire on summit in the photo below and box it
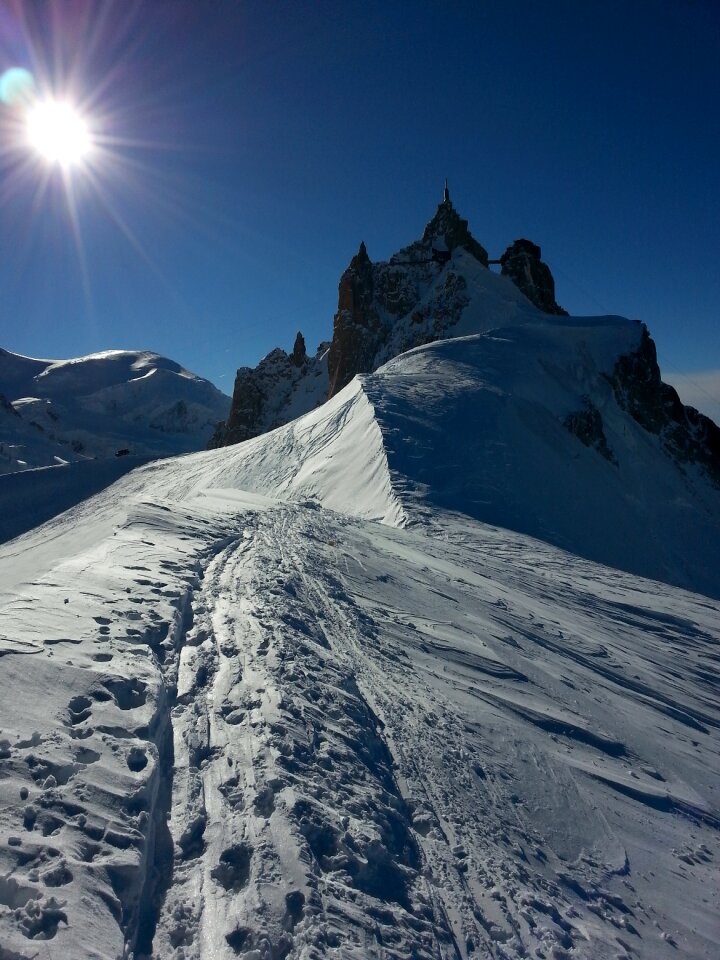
[443,178,450,203]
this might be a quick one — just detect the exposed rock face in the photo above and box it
[564,397,617,463]
[211,368,265,447]
[500,239,567,315]
[328,241,383,398]
[608,326,720,485]
[421,195,489,267]
[327,196,489,400]
[209,335,329,448]
[291,331,307,367]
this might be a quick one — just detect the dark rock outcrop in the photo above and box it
[327,242,384,399]
[291,331,307,367]
[500,239,567,315]
[212,367,266,447]
[608,326,720,485]
[564,397,616,463]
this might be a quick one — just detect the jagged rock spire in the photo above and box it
[422,190,488,267]
[500,239,567,315]
[443,178,450,204]
[291,331,307,366]
[328,239,376,398]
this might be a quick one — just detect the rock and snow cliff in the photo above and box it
[0,348,230,474]
[212,191,569,447]
[213,191,719,552]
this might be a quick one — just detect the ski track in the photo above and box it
[0,494,719,958]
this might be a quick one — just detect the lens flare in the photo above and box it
[26,100,92,167]
[0,67,36,107]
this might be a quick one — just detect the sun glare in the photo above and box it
[26,100,92,167]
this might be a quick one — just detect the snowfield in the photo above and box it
[0,348,230,475]
[0,310,719,958]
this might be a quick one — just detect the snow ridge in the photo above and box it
[360,324,720,597]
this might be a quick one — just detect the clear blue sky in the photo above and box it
[0,0,718,411]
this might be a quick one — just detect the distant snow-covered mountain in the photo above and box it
[0,348,230,474]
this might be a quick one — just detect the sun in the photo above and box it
[26,100,92,168]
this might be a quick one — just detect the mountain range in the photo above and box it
[0,194,718,960]
[212,190,720,596]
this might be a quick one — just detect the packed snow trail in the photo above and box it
[0,490,718,957]
[153,507,453,958]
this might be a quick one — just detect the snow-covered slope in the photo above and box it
[0,456,152,544]
[365,322,720,598]
[0,348,230,474]
[127,305,720,598]
[0,391,78,472]
[0,309,719,958]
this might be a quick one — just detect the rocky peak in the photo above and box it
[326,193,493,401]
[500,238,567,315]
[420,192,489,267]
[213,191,720,479]
[291,331,307,367]
[328,241,380,398]
[216,193,569,443]
[209,331,328,448]
[338,241,373,307]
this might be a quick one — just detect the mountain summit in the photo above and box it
[212,194,718,515]
[211,192,602,446]
[0,348,230,474]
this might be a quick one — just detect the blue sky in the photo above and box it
[0,0,718,416]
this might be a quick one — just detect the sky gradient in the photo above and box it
[0,0,718,417]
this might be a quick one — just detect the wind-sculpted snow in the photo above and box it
[360,325,720,598]
[0,453,718,957]
[135,311,720,597]
[1,312,719,957]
